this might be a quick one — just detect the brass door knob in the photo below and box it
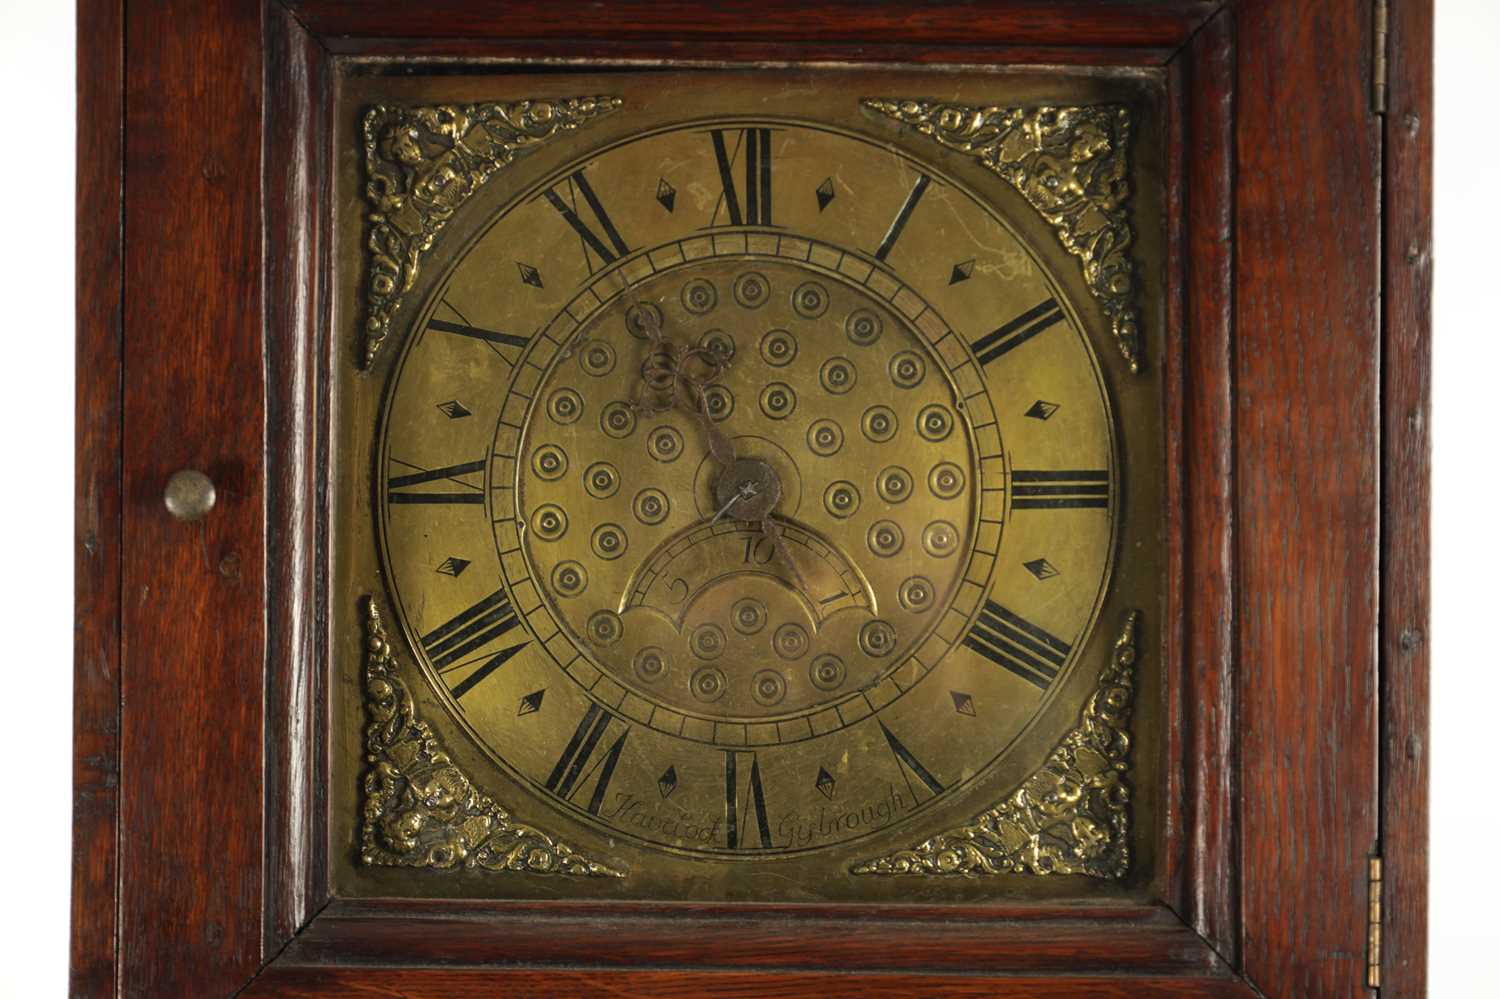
[164,469,216,521]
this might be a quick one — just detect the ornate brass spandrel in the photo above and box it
[360,596,625,877]
[851,610,1140,879]
[863,99,1143,373]
[359,96,622,369]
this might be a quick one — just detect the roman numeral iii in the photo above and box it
[1011,469,1110,510]
[387,459,486,505]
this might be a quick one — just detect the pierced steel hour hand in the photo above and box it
[623,284,736,469]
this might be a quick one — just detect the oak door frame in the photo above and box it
[72,1,1431,996]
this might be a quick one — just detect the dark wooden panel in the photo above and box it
[118,0,266,992]
[292,0,1218,48]
[1379,0,1433,993]
[1162,6,1240,963]
[1233,0,1382,994]
[321,37,1177,66]
[281,900,1226,977]
[263,0,333,954]
[71,0,124,993]
[243,966,1259,999]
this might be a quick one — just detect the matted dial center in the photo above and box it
[715,458,782,521]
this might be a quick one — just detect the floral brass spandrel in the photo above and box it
[863,99,1143,372]
[360,597,625,877]
[359,96,622,369]
[852,611,1140,879]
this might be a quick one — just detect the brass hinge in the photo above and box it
[1367,855,1384,989]
[1372,0,1390,113]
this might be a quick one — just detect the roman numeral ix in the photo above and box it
[387,459,485,505]
[964,599,1072,690]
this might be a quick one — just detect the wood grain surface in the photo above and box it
[1379,0,1434,993]
[1161,6,1241,968]
[73,0,1430,995]
[1233,1,1383,995]
[263,1,333,956]
[290,0,1220,49]
[71,0,124,994]
[240,966,1260,999]
[117,0,266,993]
[277,899,1227,976]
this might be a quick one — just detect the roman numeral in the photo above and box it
[963,599,1072,690]
[724,750,773,850]
[427,318,529,350]
[387,459,485,505]
[877,721,944,800]
[709,127,774,226]
[1011,469,1110,509]
[540,170,630,272]
[873,173,931,262]
[420,588,520,669]
[447,642,528,700]
[544,704,629,815]
[971,298,1065,364]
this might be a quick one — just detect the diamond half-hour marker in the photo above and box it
[658,766,678,799]
[950,691,976,716]
[517,689,545,715]
[436,556,470,578]
[516,261,543,288]
[950,259,975,285]
[1024,558,1060,581]
[656,177,676,213]
[815,766,837,799]
[436,399,472,420]
[1025,399,1061,421]
[815,177,835,212]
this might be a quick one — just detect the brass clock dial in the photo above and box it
[376,116,1118,858]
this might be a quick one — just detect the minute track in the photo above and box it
[373,114,1124,862]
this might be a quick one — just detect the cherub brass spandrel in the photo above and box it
[339,69,1165,902]
[851,611,1140,879]
[360,597,625,877]
[360,96,621,368]
[863,99,1143,372]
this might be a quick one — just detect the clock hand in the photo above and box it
[622,281,737,468]
[758,514,813,599]
[619,280,805,593]
[709,481,758,526]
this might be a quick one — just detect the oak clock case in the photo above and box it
[333,70,1165,903]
